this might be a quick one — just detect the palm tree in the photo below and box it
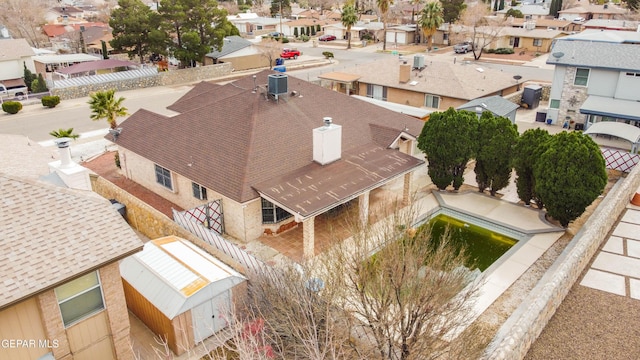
[88,89,128,129]
[418,1,444,51]
[411,0,424,43]
[49,128,80,140]
[341,2,359,49]
[377,0,394,51]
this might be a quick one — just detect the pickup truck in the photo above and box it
[0,79,28,100]
[280,48,301,60]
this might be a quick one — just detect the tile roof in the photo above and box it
[547,40,640,71]
[0,38,36,61]
[0,174,143,309]
[344,57,519,101]
[113,70,426,204]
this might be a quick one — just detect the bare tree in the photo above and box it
[458,3,505,60]
[258,39,284,69]
[222,199,485,360]
[0,0,50,48]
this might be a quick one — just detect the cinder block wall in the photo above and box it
[483,164,640,359]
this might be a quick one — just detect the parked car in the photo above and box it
[280,48,301,59]
[0,80,28,100]
[269,32,284,37]
[453,42,474,54]
[572,17,585,22]
[318,34,337,42]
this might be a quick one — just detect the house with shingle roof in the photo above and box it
[0,135,143,360]
[491,27,564,52]
[204,35,270,70]
[0,38,36,82]
[558,3,627,22]
[110,70,425,259]
[545,34,640,129]
[330,56,521,112]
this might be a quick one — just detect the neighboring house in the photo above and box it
[335,56,520,111]
[110,70,425,259]
[457,95,520,123]
[33,53,100,82]
[582,19,640,32]
[120,236,246,356]
[42,22,110,53]
[496,4,551,19]
[46,5,86,23]
[324,21,384,42]
[204,36,269,70]
[0,135,144,360]
[558,3,627,21]
[227,14,283,36]
[561,28,640,43]
[386,25,418,46]
[492,27,564,52]
[545,35,640,129]
[506,18,580,32]
[280,18,334,37]
[0,38,36,82]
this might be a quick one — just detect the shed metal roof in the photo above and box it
[120,236,245,319]
[457,95,519,117]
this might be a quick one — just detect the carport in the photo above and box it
[583,121,640,153]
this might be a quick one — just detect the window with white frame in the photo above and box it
[532,38,542,47]
[574,68,590,86]
[261,198,292,224]
[366,84,387,101]
[155,164,173,190]
[550,99,560,108]
[424,94,440,109]
[192,182,207,200]
[55,271,105,327]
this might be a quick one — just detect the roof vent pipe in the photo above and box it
[54,138,72,168]
[323,117,332,127]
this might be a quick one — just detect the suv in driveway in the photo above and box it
[453,42,474,54]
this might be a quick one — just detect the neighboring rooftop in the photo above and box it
[206,35,253,59]
[0,38,36,61]
[562,28,640,43]
[547,39,640,71]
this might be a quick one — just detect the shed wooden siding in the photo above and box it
[122,279,192,355]
[66,311,115,360]
[0,298,49,360]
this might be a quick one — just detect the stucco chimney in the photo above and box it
[55,138,73,168]
[48,138,91,190]
[399,61,411,83]
[313,117,342,165]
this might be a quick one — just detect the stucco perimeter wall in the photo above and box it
[88,173,245,275]
[50,63,233,100]
[484,164,640,359]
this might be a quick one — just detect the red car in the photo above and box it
[280,48,300,59]
[318,34,336,41]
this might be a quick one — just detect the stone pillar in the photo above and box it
[403,172,413,206]
[303,216,315,259]
[359,191,370,227]
[37,291,72,360]
[100,262,134,360]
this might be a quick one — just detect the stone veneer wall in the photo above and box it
[51,63,233,100]
[483,164,640,359]
[88,173,245,275]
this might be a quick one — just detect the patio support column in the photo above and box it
[359,191,370,227]
[303,216,315,259]
[403,172,412,206]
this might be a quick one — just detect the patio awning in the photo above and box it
[253,143,424,221]
[56,59,139,75]
[584,121,640,145]
[580,95,640,122]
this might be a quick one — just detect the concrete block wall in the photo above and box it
[89,174,246,275]
[51,63,233,100]
[483,164,640,359]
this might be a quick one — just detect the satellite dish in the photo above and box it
[552,52,565,59]
[513,75,522,81]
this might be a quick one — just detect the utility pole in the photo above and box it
[279,0,283,37]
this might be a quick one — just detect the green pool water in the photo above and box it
[425,214,518,271]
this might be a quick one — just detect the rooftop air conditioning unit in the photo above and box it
[268,74,288,96]
[413,55,425,70]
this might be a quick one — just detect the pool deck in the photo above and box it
[420,191,565,338]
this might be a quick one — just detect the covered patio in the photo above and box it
[584,121,640,153]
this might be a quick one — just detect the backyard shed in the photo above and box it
[457,95,520,123]
[120,236,246,355]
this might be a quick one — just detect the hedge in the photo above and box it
[42,95,61,108]
[2,101,23,114]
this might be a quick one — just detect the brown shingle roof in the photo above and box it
[114,70,425,204]
[0,174,143,309]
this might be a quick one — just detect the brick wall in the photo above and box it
[483,164,640,359]
[100,262,133,360]
[37,291,72,359]
[50,63,233,100]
